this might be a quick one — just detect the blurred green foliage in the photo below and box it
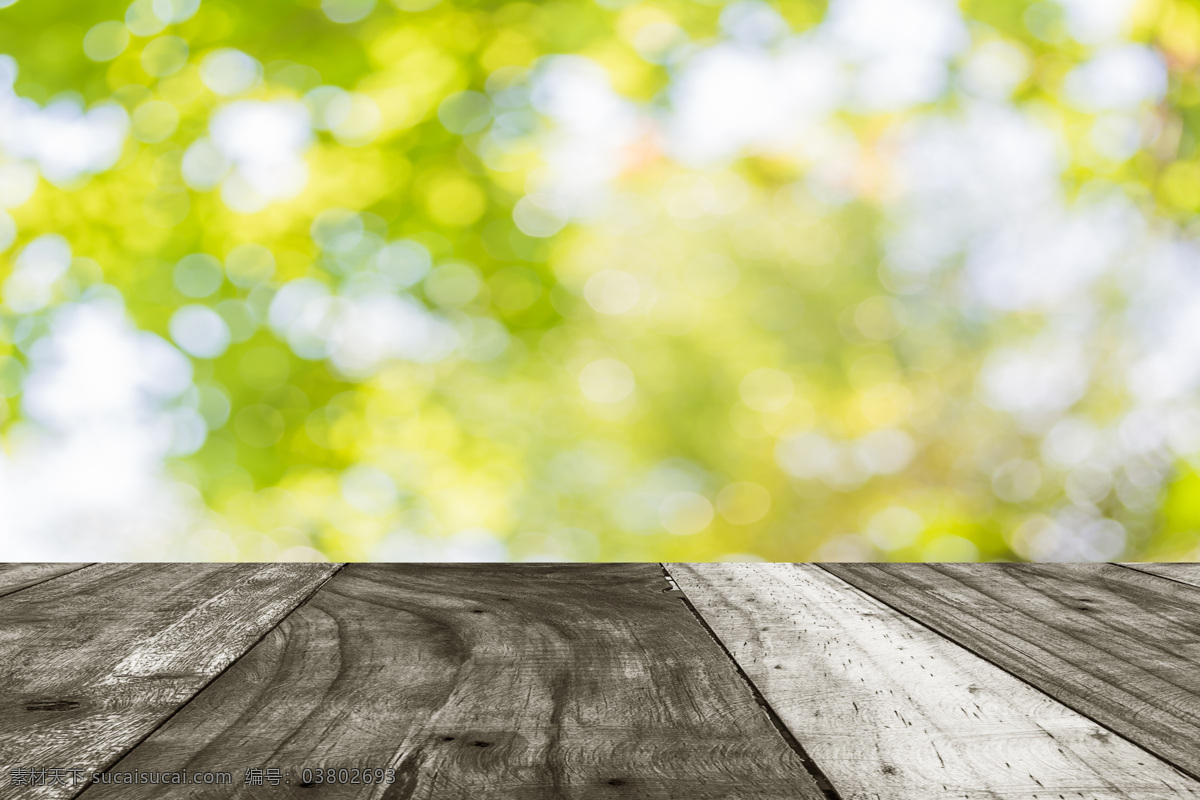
[1,0,1200,562]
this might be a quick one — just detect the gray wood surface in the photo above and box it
[669,562,1200,799]
[4,561,1199,798]
[80,563,825,800]
[823,562,1200,781]
[0,563,340,800]
[0,564,91,598]
[1121,562,1200,588]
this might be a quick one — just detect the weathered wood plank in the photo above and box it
[0,564,91,598]
[0,562,340,800]
[81,563,825,800]
[670,562,1200,799]
[823,562,1200,781]
[1121,562,1200,589]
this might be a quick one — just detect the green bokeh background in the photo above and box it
[2,0,1199,562]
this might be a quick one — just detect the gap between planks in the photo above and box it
[0,564,95,600]
[1113,561,1200,590]
[658,564,842,800]
[69,563,347,800]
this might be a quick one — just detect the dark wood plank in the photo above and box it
[670,563,1200,799]
[823,562,1200,780]
[0,564,91,598]
[0,563,340,800]
[1121,562,1200,589]
[81,563,825,800]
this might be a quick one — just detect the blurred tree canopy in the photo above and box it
[1,0,1199,562]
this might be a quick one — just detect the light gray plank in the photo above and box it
[0,564,91,598]
[79,564,825,800]
[825,562,1200,780]
[670,562,1200,799]
[0,563,340,800]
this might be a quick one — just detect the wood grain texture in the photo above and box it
[0,562,340,800]
[823,562,1200,782]
[1121,562,1200,589]
[81,563,825,800]
[669,562,1200,799]
[0,564,90,598]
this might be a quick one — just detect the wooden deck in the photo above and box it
[0,563,1197,799]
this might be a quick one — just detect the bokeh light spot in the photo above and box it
[513,194,567,238]
[374,240,432,289]
[438,91,492,135]
[659,492,714,535]
[716,481,772,525]
[83,22,130,62]
[174,253,224,298]
[131,101,180,143]
[200,49,262,96]
[126,0,167,37]
[141,35,189,78]
[424,261,481,307]
[322,0,376,24]
[740,368,793,413]
[579,358,635,404]
[225,243,276,288]
[169,305,231,358]
[585,270,640,315]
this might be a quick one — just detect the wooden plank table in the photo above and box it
[0,563,1196,799]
